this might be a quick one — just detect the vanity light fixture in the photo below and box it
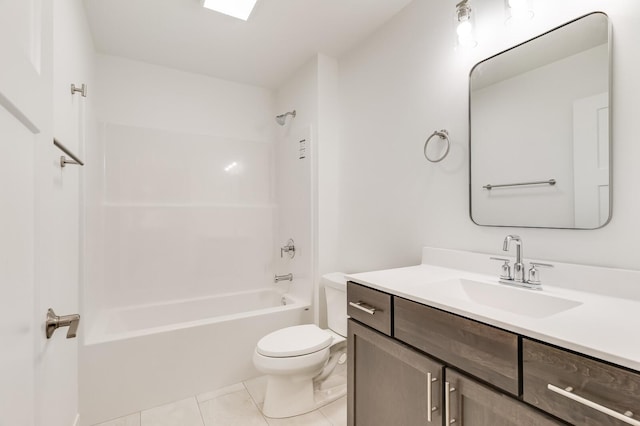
[202,0,258,21]
[504,0,534,24]
[455,0,477,48]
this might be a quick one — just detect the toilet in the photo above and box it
[253,272,347,418]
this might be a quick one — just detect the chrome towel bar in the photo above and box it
[483,179,555,190]
[53,138,84,168]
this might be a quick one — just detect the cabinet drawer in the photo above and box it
[523,339,640,426]
[347,282,392,335]
[394,297,519,396]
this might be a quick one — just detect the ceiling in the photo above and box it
[83,0,414,89]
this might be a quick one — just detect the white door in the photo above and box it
[573,92,610,228]
[0,86,40,426]
[0,1,78,426]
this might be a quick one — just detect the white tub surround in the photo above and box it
[347,247,640,372]
[80,290,311,426]
[82,57,318,426]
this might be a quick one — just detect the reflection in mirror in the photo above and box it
[469,12,610,229]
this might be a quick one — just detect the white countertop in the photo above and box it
[346,248,640,372]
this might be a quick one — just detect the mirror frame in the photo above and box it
[468,12,612,230]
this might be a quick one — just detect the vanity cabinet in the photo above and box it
[348,319,443,426]
[346,282,554,426]
[347,314,561,426]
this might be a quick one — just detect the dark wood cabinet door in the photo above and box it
[348,319,443,426]
[445,369,564,426]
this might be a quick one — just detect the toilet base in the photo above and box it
[261,376,347,419]
[262,374,314,418]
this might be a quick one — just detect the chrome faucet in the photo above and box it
[491,235,554,290]
[503,235,525,282]
[274,273,293,283]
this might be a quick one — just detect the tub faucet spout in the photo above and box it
[274,273,293,283]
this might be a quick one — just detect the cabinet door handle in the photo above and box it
[349,301,376,315]
[547,384,640,426]
[427,372,438,422]
[445,381,456,424]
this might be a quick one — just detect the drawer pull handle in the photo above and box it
[547,384,640,426]
[349,301,376,315]
[427,372,438,422]
[445,381,456,424]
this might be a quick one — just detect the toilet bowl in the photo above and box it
[253,273,347,418]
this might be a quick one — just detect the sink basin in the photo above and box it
[430,278,582,318]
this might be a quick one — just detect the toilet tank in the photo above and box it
[322,272,347,337]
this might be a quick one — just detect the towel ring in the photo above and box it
[423,129,450,163]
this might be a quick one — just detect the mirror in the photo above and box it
[469,12,611,229]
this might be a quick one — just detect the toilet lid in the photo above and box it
[257,324,333,357]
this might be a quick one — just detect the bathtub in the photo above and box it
[79,288,311,426]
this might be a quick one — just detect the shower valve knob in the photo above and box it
[280,239,296,259]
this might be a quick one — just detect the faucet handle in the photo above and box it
[490,257,512,280]
[280,238,296,259]
[527,262,553,285]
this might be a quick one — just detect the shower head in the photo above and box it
[275,110,296,126]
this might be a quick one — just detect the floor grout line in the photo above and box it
[317,408,332,425]
[196,395,207,426]
[242,379,267,422]
[242,380,258,407]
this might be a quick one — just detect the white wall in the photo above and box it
[317,55,341,277]
[84,55,278,317]
[93,54,274,140]
[336,0,640,273]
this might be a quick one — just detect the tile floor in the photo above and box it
[94,375,347,426]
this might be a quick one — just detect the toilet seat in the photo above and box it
[257,324,332,357]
